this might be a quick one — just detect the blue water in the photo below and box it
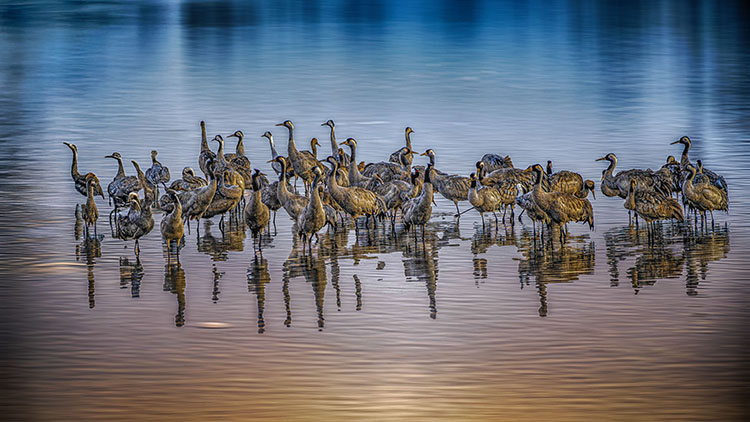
[1,1,749,420]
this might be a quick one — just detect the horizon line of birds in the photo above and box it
[66,120,729,258]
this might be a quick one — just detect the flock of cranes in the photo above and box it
[65,121,729,258]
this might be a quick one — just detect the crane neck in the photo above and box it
[200,124,209,152]
[680,142,691,168]
[115,157,126,178]
[328,126,338,160]
[216,140,227,163]
[603,158,616,179]
[267,136,279,159]
[236,137,245,157]
[405,130,412,150]
[70,147,80,177]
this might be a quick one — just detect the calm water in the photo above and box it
[1,1,749,420]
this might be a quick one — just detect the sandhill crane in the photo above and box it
[388,127,415,166]
[682,164,728,226]
[161,189,184,258]
[421,149,469,215]
[245,169,271,252]
[624,179,683,235]
[63,142,105,199]
[105,152,142,208]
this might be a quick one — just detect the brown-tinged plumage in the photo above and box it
[625,179,683,226]
[546,160,584,195]
[402,163,434,240]
[682,164,728,224]
[480,153,514,172]
[115,192,154,257]
[169,167,208,192]
[245,169,271,251]
[468,172,504,226]
[161,189,184,257]
[80,173,101,236]
[477,161,538,191]
[325,156,386,222]
[296,168,326,251]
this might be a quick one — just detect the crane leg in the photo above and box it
[454,202,461,217]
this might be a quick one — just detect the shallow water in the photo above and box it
[1,1,749,421]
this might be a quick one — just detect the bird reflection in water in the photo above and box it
[401,224,441,319]
[684,225,730,296]
[76,235,102,309]
[516,229,595,317]
[471,224,517,285]
[211,265,224,303]
[163,260,186,327]
[119,256,144,298]
[282,249,328,330]
[197,219,246,261]
[603,224,729,295]
[247,255,270,333]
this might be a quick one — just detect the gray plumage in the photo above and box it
[80,174,101,235]
[325,157,386,220]
[296,169,326,249]
[480,153,514,172]
[421,149,469,214]
[340,138,382,189]
[161,189,184,254]
[245,169,271,248]
[363,146,412,183]
[402,164,434,231]
[276,120,322,192]
[202,171,243,219]
[671,136,728,193]
[198,121,216,179]
[63,142,105,199]
[596,153,671,198]
[105,152,142,207]
[145,150,170,186]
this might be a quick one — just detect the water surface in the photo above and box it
[1,1,749,421]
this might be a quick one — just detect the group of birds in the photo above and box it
[65,120,729,258]
[596,135,728,235]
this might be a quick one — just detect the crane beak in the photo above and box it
[419,152,428,156]
[275,123,284,127]
[595,156,606,161]
[338,140,347,145]
[670,140,681,145]
[266,159,275,163]
[104,155,114,159]
[591,190,596,200]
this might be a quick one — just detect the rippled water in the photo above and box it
[1,1,749,420]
